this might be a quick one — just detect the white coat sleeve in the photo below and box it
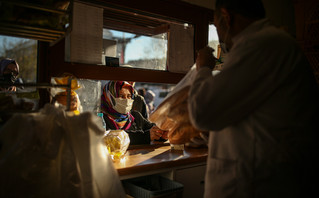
[188,34,297,131]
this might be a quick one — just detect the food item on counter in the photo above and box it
[170,144,185,151]
[149,86,203,144]
[103,130,130,160]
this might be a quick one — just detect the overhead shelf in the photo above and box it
[0,0,71,42]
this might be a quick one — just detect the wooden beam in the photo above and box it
[49,38,185,84]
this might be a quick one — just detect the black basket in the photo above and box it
[123,175,184,198]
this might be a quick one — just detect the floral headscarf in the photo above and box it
[101,81,135,130]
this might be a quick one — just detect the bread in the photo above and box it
[149,86,203,144]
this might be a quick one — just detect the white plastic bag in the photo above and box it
[0,104,126,198]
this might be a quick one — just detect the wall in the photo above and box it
[182,0,296,36]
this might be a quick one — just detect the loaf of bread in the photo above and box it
[149,86,203,144]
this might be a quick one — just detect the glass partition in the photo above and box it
[51,78,175,114]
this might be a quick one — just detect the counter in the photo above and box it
[114,144,208,198]
[114,143,208,179]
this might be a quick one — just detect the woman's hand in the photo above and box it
[150,125,168,141]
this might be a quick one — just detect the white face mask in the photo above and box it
[113,97,133,114]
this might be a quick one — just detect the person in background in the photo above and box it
[101,81,167,145]
[0,58,19,92]
[144,89,156,115]
[188,0,319,197]
[127,81,148,119]
[137,88,146,98]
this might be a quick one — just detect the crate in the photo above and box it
[123,175,184,198]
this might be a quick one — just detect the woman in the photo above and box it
[101,81,167,145]
[0,58,19,92]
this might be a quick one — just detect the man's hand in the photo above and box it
[185,131,209,148]
[196,46,216,71]
[150,125,168,141]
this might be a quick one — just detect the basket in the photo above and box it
[123,175,184,198]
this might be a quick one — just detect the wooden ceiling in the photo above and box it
[103,7,169,36]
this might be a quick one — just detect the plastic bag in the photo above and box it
[103,130,130,161]
[52,75,82,115]
[0,104,126,198]
[149,64,219,144]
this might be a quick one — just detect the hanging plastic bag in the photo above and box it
[0,104,126,198]
[103,130,130,161]
[149,64,219,145]
[52,74,82,115]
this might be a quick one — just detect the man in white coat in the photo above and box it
[188,0,319,197]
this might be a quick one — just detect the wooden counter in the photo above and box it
[113,144,208,180]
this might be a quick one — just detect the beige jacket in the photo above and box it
[189,19,319,198]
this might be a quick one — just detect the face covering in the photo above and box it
[113,97,133,114]
[0,72,17,84]
[0,72,18,91]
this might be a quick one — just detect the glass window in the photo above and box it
[208,24,219,58]
[51,78,175,115]
[102,28,167,70]
[0,35,37,83]
[51,77,102,113]
[134,82,175,109]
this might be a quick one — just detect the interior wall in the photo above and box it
[181,0,215,10]
[262,0,296,37]
[182,0,296,36]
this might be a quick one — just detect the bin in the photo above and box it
[123,175,184,198]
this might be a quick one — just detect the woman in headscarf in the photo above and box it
[0,58,19,92]
[101,81,167,145]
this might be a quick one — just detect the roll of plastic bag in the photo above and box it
[0,104,126,198]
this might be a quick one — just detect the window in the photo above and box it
[134,82,175,108]
[208,24,219,58]
[102,28,167,70]
[50,78,175,115]
[0,35,37,83]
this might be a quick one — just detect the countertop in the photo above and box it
[113,143,208,178]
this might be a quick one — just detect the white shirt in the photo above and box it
[189,18,319,198]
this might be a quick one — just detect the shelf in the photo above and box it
[1,0,70,14]
[51,63,185,84]
[0,0,71,42]
[0,22,65,42]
